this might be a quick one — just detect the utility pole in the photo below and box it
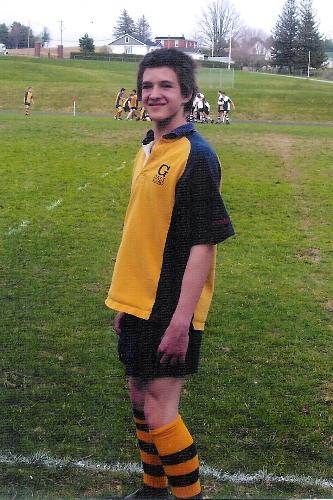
[59,20,63,46]
[307,50,311,78]
[228,27,232,70]
[27,20,30,48]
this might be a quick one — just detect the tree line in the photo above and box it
[2,0,331,73]
[0,22,50,48]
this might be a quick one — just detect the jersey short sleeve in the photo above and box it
[189,150,234,246]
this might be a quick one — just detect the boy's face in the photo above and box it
[141,66,190,125]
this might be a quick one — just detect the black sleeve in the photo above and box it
[189,155,235,246]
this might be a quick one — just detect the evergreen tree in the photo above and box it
[79,33,95,54]
[0,23,9,45]
[135,15,152,40]
[113,10,136,38]
[271,0,299,74]
[295,0,325,71]
[40,26,51,47]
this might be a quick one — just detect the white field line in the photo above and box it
[78,182,91,190]
[7,220,30,235]
[46,198,63,210]
[1,451,332,490]
[258,72,333,84]
[6,169,113,236]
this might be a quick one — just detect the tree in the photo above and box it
[271,0,299,74]
[135,15,152,40]
[0,23,9,45]
[295,0,325,71]
[40,26,51,47]
[196,0,241,56]
[7,22,35,48]
[323,38,333,51]
[79,33,95,54]
[113,9,136,38]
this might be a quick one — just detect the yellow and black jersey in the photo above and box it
[115,92,125,108]
[24,91,33,104]
[105,123,234,330]
[129,94,138,109]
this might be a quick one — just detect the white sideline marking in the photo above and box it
[258,72,333,84]
[78,182,91,190]
[116,162,126,171]
[7,220,30,235]
[1,451,332,490]
[46,199,63,210]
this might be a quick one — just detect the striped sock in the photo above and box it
[133,408,169,491]
[151,415,201,499]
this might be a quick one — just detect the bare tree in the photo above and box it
[197,0,241,56]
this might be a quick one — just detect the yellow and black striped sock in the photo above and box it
[151,415,201,499]
[133,408,169,491]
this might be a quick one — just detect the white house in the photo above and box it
[108,33,162,55]
[179,47,205,61]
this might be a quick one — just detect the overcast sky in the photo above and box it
[2,0,332,46]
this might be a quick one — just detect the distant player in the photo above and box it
[217,90,235,124]
[126,89,138,120]
[114,87,126,119]
[24,86,34,116]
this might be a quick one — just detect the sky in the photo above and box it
[2,0,332,47]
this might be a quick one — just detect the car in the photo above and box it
[0,43,9,55]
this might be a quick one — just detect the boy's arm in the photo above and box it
[157,243,215,364]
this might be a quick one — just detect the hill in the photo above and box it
[1,56,333,122]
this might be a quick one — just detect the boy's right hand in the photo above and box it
[114,312,125,335]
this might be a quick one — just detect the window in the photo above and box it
[175,40,179,47]
[125,36,129,43]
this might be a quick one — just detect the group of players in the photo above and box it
[114,87,236,124]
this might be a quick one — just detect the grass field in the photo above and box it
[0,57,333,498]
[1,57,333,122]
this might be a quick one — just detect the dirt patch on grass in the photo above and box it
[297,247,321,263]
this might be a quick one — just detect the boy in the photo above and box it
[216,90,235,124]
[115,87,126,119]
[127,89,138,120]
[105,48,234,499]
[24,86,34,116]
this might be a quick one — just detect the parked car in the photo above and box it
[0,43,9,55]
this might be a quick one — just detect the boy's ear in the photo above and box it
[182,92,194,106]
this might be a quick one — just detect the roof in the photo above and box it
[178,47,203,54]
[155,36,186,40]
[109,33,161,47]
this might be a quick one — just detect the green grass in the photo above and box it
[1,57,333,121]
[0,111,332,498]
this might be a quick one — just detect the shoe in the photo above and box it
[124,486,171,499]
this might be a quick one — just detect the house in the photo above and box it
[325,51,333,69]
[108,33,162,55]
[155,36,198,50]
[178,47,204,61]
[154,36,203,60]
[249,40,271,61]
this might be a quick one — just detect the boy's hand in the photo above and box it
[114,312,125,335]
[157,316,191,365]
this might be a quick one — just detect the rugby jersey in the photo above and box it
[105,123,234,330]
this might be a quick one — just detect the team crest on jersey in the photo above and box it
[153,163,170,185]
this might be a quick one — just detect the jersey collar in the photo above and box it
[142,123,195,145]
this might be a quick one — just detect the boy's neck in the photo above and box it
[153,116,187,142]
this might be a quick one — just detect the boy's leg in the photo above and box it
[128,378,169,496]
[145,378,202,499]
